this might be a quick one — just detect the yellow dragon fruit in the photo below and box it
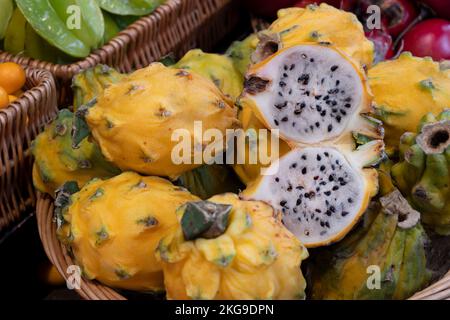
[32,109,120,197]
[173,49,243,101]
[253,4,374,69]
[368,53,450,154]
[55,172,200,291]
[72,63,240,179]
[155,193,308,300]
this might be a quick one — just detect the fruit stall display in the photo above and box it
[0,0,449,300]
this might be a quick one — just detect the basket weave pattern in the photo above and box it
[0,0,241,104]
[0,69,57,232]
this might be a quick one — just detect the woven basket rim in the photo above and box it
[0,0,185,79]
[0,67,57,232]
[35,193,450,300]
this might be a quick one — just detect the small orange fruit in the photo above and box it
[0,86,10,109]
[0,62,26,94]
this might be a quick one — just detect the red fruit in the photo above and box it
[402,19,450,60]
[357,0,419,38]
[242,0,296,18]
[418,0,450,20]
[366,29,394,63]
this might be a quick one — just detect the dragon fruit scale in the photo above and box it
[72,63,240,180]
[392,110,450,235]
[32,109,120,197]
[55,172,200,291]
[155,193,309,300]
[173,49,243,101]
[253,4,374,69]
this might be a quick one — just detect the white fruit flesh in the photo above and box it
[243,147,366,246]
[246,45,364,144]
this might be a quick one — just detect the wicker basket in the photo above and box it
[0,0,242,105]
[36,193,450,300]
[0,69,57,233]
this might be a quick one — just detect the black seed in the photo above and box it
[340,110,347,115]
[340,181,347,186]
[336,80,340,86]
[302,168,307,174]
[328,175,334,182]
[325,210,332,216]
[293,208,298,213]
[311,213,315,219]
[275,177,280,182]
[315,209,322,213]
[328,124,333,132]
[342,211,349,217]
[324,191,331,196]
[348,198,353,203]
[320,165,326,171]
[274,119,279,126]
[321,110,327,117]
[332,186,339,191]
[324,152,329,157]
[310,58,315,62]
[316,105,322,112]
[317,154,322,161]
[321,78,325,84]
[315,95,322,100]
[294,109,302,115]
[309,191,315,197]
[320,221,325,227]
[323,95,330,101]
[315,122,320,128]
[283,73,288,78]
[316,187,321,192]
[284,65,288,70]
[345,103,351,108]
[296,198,302,206]
[330,206,336,213]
[331,165,336,170]
[319,181,326,186]
[279,81,286,87]
[345,97,352,102]
[305,91,310,96]
[331,100,337,106]
[298,74,310,85]
[310,125,314,131]
[331,65,339,72]
[292,122,296,127]
[315,217,319,221]
[291,163,298,169]
[299,102,306,109]
[332,108,338,113]
[314,176,319,180]
[289,89,292,95]
[328,88,339,94]
[275,101,287,109]
[304,193,310,199]
[280,200,287,207]
[301,155,307,160]
[287,185,293,192]
[296,186,304,190]
[336,115,342,123]
[325,221,330,228]
[281,116,289,122]
[278,92,283,97]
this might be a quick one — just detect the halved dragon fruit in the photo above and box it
[240,44,385,247]
[241,44,383,146]
[242,141,383,247]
